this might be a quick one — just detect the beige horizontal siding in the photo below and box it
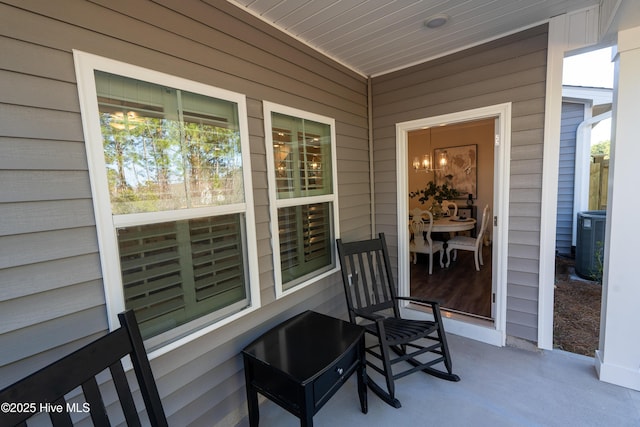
[0,200,95,235]
[0,280,105,334]
[0,228,99,269]
[0,104,83,140]
[0,1,368,425]
[1,70,80,111]
[0,138,88,171]
[0,306,107,366]
[1,254,102,301]
[1,331,106,387]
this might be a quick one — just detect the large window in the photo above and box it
[264,102,339,297]
[74,52,259,352]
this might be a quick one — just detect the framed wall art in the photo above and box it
[435,144,477,199]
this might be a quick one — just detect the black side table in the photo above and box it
[242,310,367,426]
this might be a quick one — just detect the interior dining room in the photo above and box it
[408,118,495,321]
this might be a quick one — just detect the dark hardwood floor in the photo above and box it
[410,244,493,319]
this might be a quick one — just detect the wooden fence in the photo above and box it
[589,154,608,210]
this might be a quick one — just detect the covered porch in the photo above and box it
[2,1,640,424]
[256,333,640,426]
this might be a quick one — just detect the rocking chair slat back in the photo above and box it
[336,233,460,408]
[0,311,167,427]
[337,234,399,321]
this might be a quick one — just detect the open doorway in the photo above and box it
[553,46,613,356]
[396,103,511,347]
[408,119,494,320]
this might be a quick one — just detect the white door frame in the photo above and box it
[396,103,511,347]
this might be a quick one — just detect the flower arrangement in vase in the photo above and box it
[409,181,460,219]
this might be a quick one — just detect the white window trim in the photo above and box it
[263,101,340,299]
[73,51,260,357]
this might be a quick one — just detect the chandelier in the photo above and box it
[412,150,448,172]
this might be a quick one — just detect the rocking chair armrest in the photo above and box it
[395,296,441,309]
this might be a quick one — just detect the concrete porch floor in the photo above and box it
[242,333,640,426]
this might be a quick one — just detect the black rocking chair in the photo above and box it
[336,233,460,408]
[0,310,168,427]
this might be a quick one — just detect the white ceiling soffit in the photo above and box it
[227,0,601,77]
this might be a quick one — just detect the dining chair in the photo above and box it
[442,201,460,239]
[445,204,490,271]
[409,210,444,274]
[410,207,425,220]
[336,233,460,408]
[442,201,458,217]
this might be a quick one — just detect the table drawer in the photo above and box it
[313,342,359,406]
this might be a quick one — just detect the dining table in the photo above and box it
[408,215,478,265]
[430,217,476,234]
[410,214,477,234]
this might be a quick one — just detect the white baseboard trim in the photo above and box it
[443,317,505,347]
[401,304,505,347]
[595,350,640,391]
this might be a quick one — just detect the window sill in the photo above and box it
[146,303,260,361]
[275,266,340,300]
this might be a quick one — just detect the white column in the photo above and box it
[595,25,640,391]
[539,7,599,349]
[538,14,567,350]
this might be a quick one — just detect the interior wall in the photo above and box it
[408,119,495,219]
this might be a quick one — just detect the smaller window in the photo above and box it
[264,103,340,297]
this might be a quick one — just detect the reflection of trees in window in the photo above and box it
[181,115,242,207]
[98,102,242,214]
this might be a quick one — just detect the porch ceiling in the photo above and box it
[226,0,600,77]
